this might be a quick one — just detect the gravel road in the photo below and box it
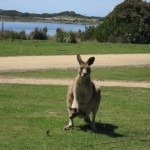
[0,76,150,88]
[0,54,150,88]
[0,54,150,72]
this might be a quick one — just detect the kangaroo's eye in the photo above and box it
[80,67,83,71]
[86,67,90,72]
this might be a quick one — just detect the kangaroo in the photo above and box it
[64,54,101,132]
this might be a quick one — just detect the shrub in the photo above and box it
[63,31,77,43]
[18,31,27,40]
[55,28,77,43]
[29,27,48,40]
[55,28,64,42]
[0,30,27,40]
[81,26,96,41]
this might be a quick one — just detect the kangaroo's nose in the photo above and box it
[82,69,87,76]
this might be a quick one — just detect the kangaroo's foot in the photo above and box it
[84,116,91,123]
[90,122,97,132]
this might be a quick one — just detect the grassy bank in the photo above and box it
[1,66,150,82]
[0,40,150,56]
[0,84,150,150]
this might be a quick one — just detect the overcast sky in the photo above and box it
[0,0,150,17]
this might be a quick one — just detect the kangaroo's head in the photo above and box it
[77,54,95,78]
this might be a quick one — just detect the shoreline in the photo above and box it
[0,18,100,26]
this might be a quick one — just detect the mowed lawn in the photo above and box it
[1,66,150,82]
[0,40,150,56]
[0,40,150,149]
[0,84,150,150]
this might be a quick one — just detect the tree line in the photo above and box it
[0,0,150,44]
[56,0,150,44]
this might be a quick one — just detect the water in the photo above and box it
[0,21,88,36]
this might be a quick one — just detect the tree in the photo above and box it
[96,0,150,43]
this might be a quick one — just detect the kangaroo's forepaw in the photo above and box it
[63,125,74,131]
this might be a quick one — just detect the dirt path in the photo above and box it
[0,76,150,88]
[0,54,150,88]
[0,54,150,72]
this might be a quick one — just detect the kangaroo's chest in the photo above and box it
[72,83,93,114]
[75,84,92,102]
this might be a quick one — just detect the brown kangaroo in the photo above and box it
[64,54,101,132]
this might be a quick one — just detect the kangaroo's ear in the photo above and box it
[86,57,95,66]
[77,54,84,65]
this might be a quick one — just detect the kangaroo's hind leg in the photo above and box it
[84,116,91,123]
[91,88,101,132]
[64,85,77,131]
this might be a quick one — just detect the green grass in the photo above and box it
[0,40,150,56]
[0,84,150,150]
[1,66,150,81]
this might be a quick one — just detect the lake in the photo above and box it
[0,21,89,36]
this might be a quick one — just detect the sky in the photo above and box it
[0,0,150,17]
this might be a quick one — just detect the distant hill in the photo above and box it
[0,9,103,24]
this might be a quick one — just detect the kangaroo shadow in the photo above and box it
[77,122,123,137]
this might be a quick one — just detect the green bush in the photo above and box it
[18,31,26,40]
[55,28,77,43]
[55,28,64,42]
[0,30,27,40]
[96,0,150,44]
[29,27,48,40]
[81,26,96,41]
